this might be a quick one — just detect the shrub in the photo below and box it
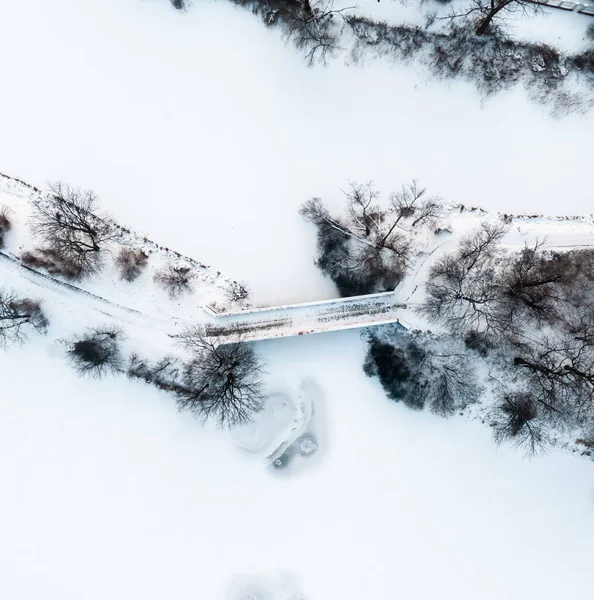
[67,326,123,378]
[225,281,250,303]
[21,247,84,280]
[116,247,148,282]
[0,206,11,249]
[464,330,495,357]
[0,290,49,347]
[127,353,181,391]
[491,392,546,456]
[154,264,195,297]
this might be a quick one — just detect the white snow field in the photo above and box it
[1,1,594,599]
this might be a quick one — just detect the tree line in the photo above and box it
[167,0,594,112]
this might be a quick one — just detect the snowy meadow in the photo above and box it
[0,1,594,599]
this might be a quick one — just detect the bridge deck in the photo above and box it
[203,293,408,343]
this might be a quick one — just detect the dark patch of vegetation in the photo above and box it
[228,0,352,65]
[127,330,265,429]
[301,181,440,296]
[67,326,123,378]
[346,18,592,113]
[154,264,195,297]
[422,221,594,455]
[116,247,148,282]
[21,247,84,280]
[363,329,481,416]
[0,290,48,348]
[0,206,12,249]
[225,281,250,303]
[490,392,547,456]
[163,0,594,110]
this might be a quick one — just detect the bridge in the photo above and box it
[202,292,409,344]
[529,0,594,15]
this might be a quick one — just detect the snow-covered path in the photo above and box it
[204,292,409,343]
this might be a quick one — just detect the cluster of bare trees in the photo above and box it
[223,0,353,65]
[21,182,154,283]
[422,220,594,454]
[127,328,265,428]
[63,321,265,428]
[165,0,593,110]
[301,181,442,296]
[363,328,481,417]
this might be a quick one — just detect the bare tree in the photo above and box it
[116,247,148,282]
[421,221,510,334]
[498,241,569,329]
[282,0,354,65]
[490,391,548,456]
[170,0,186,9]
[443,0,541,36]
[176,327,265,428]
[0,290,48,348]
[389,181,442,233]
[31,183,115,276]
[427,349,482,417]
[0,206,12,249]
[512,327,594,428]
[67,326,123,378]
[154,264,195,297]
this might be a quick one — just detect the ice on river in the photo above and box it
[230,380,327,475]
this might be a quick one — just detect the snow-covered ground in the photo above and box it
[1,1,594,599]
[0,0,593,306]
